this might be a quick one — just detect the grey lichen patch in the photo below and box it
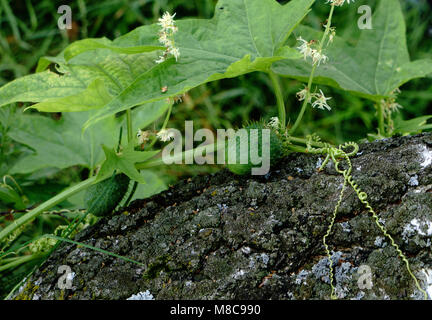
[13,133,432,300]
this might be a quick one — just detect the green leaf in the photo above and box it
[132,101,171,130]
[96,144,158,184]
[0,185,25,210]
[273,0,432,100]
[0,49,159,112]
[6,99,169,175]
[132,170,168,200]
[394,115,432,134]
[82,0,314,128]
[63,37,163,61]
[0,0,313,127]
[7,111,120,174]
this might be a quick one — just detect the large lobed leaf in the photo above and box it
[273,0,432,101]
[0,0,314,129]
[7,101,169,175]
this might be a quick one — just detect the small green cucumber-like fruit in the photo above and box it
[226,123,284,175]
[85,173,130,217]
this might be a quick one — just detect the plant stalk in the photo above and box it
[377,102,385,136]
[268,70,286,128]
[289,4,336,135]
[0,176,97,242]
[126,109,133,143]
[0,253,44,272]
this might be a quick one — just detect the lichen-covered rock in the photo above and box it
[13,134,432,300]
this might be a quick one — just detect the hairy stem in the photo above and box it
[268,70,286,128]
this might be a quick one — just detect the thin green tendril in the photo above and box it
[306,139,428,300]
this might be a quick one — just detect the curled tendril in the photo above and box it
[308,140,428,300]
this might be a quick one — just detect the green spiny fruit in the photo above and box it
[85,173,130,217]
[226,122,284,175]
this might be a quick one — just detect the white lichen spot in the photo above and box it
[127,290,154,300]
[341,222,351,233]
[421,269,432,299]
[295,269,310,285]
[233,269,246,279]
[65,272,75,284]
[374,236,386,248]
[259,253,270,266]
[408,175,419,187]
[316,157,323,169]
[419,145,432,168]
[402,218,432,240]
[241,246,251,255]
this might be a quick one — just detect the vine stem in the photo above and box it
[289,4,336,135]
[147,102,173,150]
[126,109,133,142]
[268,70,286,128]
[0,253,44,272]
[377,102,385,136]
[0,176,97,242]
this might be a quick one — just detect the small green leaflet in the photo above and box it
[0,184,26,210]
[394,115,432,135]
[96,144,158,184]
[273,0,432,101]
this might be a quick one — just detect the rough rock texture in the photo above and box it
[14,134,432,300]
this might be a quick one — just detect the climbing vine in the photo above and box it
[301,136,428,300]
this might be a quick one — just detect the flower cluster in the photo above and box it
[268,117,280,129]
[156,12,180,64]
[157,129,176,142]
[296,86,311,103]
[312,89,332,111]
[137,129,150,144]
[296,87,332,111]
[381,88,403,116]
[297,37,328,66]
[326,0,355,6]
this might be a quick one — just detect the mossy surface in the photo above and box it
[12,134,432,300]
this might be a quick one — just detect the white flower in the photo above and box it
[328,27,336,44]
[311,49,328,66]
[158,32,173,47]
[297,37,328,66]
[327,0,355,6]
[155,56,166,64]
[297,37,313,60]
[312,90,332,111]
[156,12,180,63]
[167,46,180,61]
[157,129,176,142]
[158,12,177,31]
[268,117,280,128]
[137,130,150,144]
[296,87,310,102]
